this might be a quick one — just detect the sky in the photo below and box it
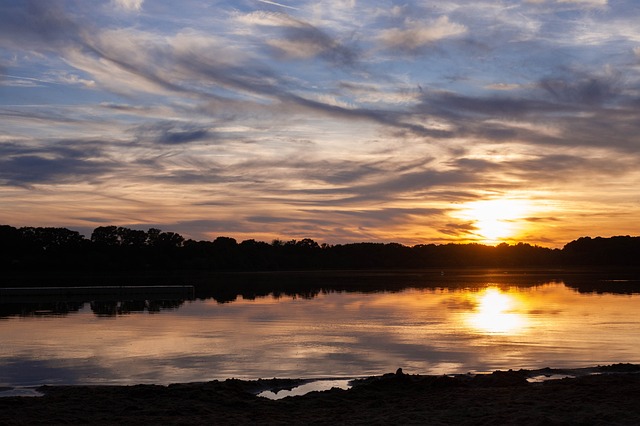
[1,0,639,247]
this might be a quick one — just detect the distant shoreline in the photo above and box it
[3,225,640,272]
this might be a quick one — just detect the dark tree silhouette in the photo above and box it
[1,224,638,276]
[91,226,120,246]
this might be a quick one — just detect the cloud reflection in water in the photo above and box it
[2,279,640,387]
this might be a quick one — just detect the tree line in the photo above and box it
[1,224,639,272]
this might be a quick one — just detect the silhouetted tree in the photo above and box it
[296,238,320,250]
[0,225,22,267]
[117,227,147,248]
[146,228,162,246]
[154,231,184,249]
[238,239,273,269]
[1,223,638,274]
[19,227,84,251]
[91,226,120,247]
[563,236,640,266]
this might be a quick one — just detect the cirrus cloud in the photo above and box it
[377,16,467,52]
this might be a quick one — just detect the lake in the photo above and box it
[1,270,639,387]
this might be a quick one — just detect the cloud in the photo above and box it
[255,0,298,11]
[0,140,115,186]
[237,12,358,66]
[111,0,143,12]
[131,122,211,145]
[0,1,83,50]
[418,90,556,119]
[0,75,45,87]
[485,83,523,91]
[538,76,617,106]
[303,207,446,224]
[557,0,607,7]
[439,221,477,238]
[377,16,467,52]
[267,29,357,66]
[525,0,607,8]
[500,154,637,183]
[1,1,640,246]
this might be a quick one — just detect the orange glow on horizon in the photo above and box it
[455,198,535,245]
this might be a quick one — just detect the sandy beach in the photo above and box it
[1,364,639,425]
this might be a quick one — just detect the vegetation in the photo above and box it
[1,224,639,273]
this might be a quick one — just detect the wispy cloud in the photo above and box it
[0,1,639,246]
[111,0,144,12]
[255,0,298,11]
[377,16,467,52]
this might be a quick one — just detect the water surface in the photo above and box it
[1,271,639,386]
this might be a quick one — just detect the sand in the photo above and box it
[1,364,640,425]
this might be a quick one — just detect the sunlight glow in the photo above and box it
[458,198,533,244]
[467,288,527,334]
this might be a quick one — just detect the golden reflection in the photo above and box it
[467,287,527,334]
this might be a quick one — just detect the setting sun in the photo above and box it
[456,198,533,244]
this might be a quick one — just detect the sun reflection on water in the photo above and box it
[467,287,527,334]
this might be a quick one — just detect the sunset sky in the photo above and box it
[1,0,639,247]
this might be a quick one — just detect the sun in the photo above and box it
[456,198,532,244]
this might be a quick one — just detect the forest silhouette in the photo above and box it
[1,224,639,273]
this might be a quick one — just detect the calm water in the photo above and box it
[1,271,639,387]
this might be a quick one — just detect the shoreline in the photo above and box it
[1,363,635,392]
[2,364,640,425]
